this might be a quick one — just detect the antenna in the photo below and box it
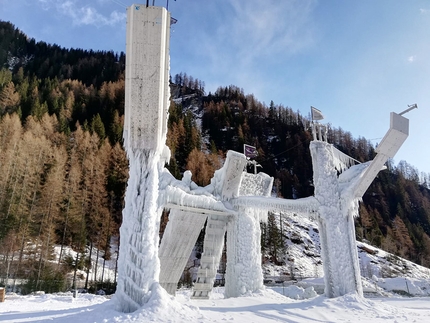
[167,0,176,10]
[399,104,418,116]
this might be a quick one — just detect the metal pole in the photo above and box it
[72,252,79,298]
[311,122,317,141]
[399,104,417,116]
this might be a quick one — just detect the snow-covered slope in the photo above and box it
[262,211,430,296]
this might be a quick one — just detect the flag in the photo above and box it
[311,106,324,121]
[244,144,258,158]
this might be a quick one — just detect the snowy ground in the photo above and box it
[1,285,430,323]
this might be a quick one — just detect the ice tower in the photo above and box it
[115,2,414,310]
[115,4,171,313]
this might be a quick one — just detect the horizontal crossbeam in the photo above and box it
[164,203,233,216]
[231,195,319,217]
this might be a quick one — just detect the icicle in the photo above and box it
[330,145,361,173]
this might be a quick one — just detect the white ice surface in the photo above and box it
[114,149,164,313]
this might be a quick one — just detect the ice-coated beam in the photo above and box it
[192,215,228,299]
[354,112,409,198]
[231,196,318,218]
[225,171,274,297]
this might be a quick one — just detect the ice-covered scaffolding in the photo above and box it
[116,3,413,312]
[309,111,409,297]
[161,108,411,299]
[231,111,410,298]
[158,151,274,299]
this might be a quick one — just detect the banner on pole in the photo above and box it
[244,144,258,158]
[311,106,324,121]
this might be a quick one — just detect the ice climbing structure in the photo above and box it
[232,113,410,298]
[159,151,274,299]
[192,153,274,299]
[116,4,412,312]
[308,111,409,297]
[115,5,171,313]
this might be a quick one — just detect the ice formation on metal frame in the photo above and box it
[227,112,409,298]
[116,3,411,311]
[159,151,275,299]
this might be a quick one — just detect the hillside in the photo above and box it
[1,20,430,295]
[261,212,430,290]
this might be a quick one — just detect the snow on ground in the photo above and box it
[1,285,430,323]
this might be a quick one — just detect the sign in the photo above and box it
[244,144,258,159]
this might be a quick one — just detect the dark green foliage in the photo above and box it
[91,113,106,140]
[62,253,89,272]
[20,261,68,295]
[261,213,286,265]
[0,21,125,88]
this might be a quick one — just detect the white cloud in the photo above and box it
[408,55,415,62]
[226,0,316,60]
[183,0,317,98]
[38,0,53,10]
[194,0,317,101]
[419,8,430,14]
[37,0,126,27]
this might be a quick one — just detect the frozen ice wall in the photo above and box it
[225,170,274,297]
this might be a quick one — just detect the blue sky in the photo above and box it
[1,0,429,175]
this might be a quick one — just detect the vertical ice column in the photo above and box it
[310,112,410,298]
[310,141,363,297]
[225,206,265,297]
[115,150,164,312]
[225,172,273,298]
[115,5,171,312]
[123,5,170,155]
